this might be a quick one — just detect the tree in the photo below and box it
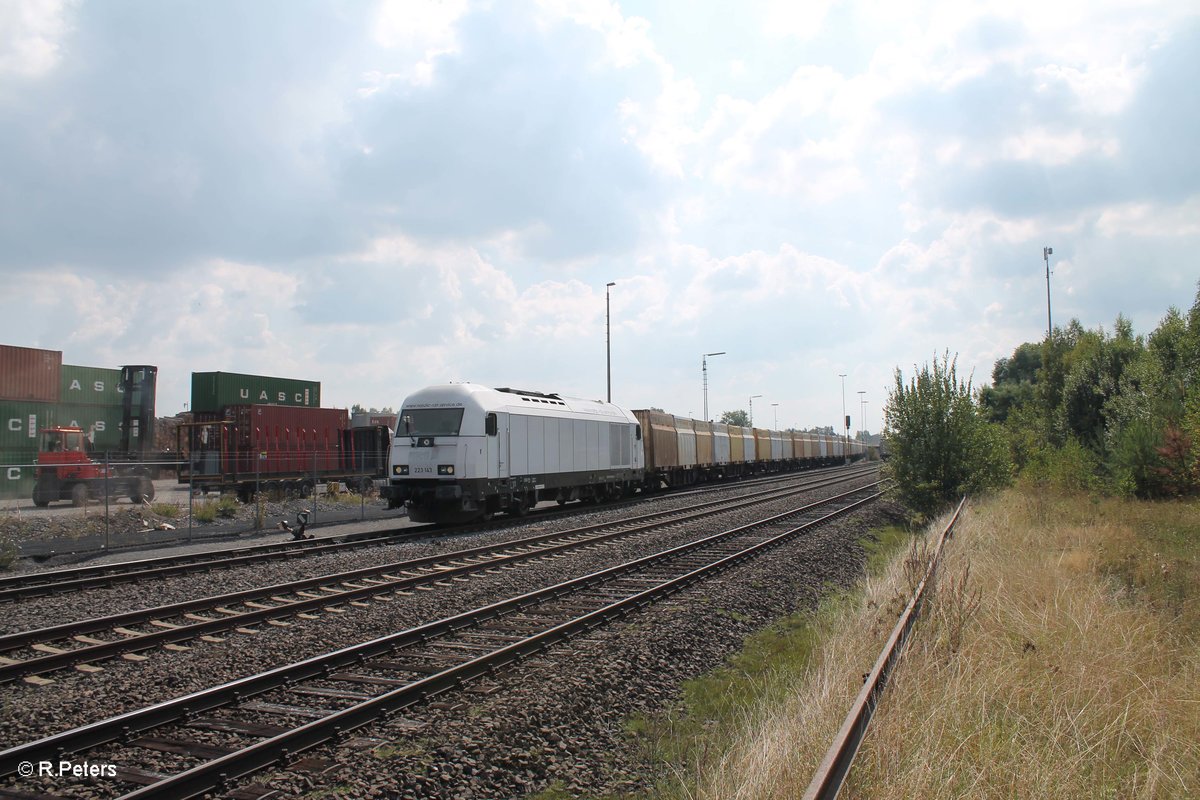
[884,352,1012,519]
[1104,301,1199,497]
[981,341,1042,424]
[720,410,750,427]
[351,405,395,415]
[1060,315,1143,448]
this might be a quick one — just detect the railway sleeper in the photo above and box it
[238,700,327,720]
[131,736,235,760]
[186,717,291,738]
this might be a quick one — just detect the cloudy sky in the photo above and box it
[2,0,1197,433]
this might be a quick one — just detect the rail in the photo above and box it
[803,496,967,800]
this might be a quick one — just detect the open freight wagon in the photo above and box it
[177,405,389,502]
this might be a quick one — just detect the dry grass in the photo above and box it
[673,490,1200,800]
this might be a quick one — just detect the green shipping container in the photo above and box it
[0,449,37,501]
[60,365,125,406]
[191,372,321,413]
[53,403,132,452]
[0,401,53,451]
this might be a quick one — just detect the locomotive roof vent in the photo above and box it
[495,387,562,400]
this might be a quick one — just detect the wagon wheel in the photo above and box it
[510,494,530,517]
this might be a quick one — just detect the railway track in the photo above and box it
[0,464,876,603]
[0,467,881,683]
[0,482,883,800]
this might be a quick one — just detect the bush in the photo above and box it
[884,352,1012,520]
[1018,436,1102,493]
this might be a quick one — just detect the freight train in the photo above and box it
[383,383,874,523]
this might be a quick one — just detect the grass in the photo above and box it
[642,490,1200,799]
[192,502,217,523]
[625,524,916,798]
[844,491,1200,799]
[150,502,179,519]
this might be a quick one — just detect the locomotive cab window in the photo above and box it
[398,408,465,437]
[635,424,642,440]
[485,413,498,436]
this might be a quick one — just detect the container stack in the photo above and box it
[0,345,63,500]
[57,365,134,453]
[1,345,158,501]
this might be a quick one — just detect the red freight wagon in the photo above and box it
[178,405,389,501]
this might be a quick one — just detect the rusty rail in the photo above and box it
[803,496,967,800]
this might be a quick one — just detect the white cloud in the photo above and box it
[0,0,70,78]
[371,0,470,86]
[1094,197,1200,239]
[761,0,835,41]
[999,128,1119,165]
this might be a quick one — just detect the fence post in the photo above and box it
[188,458,194,543]
[103,453,110,550]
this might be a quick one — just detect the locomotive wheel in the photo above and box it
[299,480,315,499]
[71,484,88,507]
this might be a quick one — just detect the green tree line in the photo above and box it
[884,282,1200,517]
[980,283,1200,498]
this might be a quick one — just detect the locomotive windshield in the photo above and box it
[399,408,465,436]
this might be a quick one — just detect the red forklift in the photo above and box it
[30,366,159,507]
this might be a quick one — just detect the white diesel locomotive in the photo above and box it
[385,383,645,522]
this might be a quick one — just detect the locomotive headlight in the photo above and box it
[437,465,455,475]
[394,465,409,475]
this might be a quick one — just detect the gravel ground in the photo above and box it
[0,469,892,799]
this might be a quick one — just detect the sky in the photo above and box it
[1,0,1197,434]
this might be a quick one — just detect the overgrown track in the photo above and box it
[0,464,876,603]
[0,467,880,682]
[0,483,883,800]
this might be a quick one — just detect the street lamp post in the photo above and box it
[772,402,779,430]
[857,391,866,441]
[838,373,847,464]
[702,352,725,421]
[606,281,616,402]
[749,394,762,426]
[1043,246,1053,340]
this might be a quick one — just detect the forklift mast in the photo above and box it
[120,365,157,458]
